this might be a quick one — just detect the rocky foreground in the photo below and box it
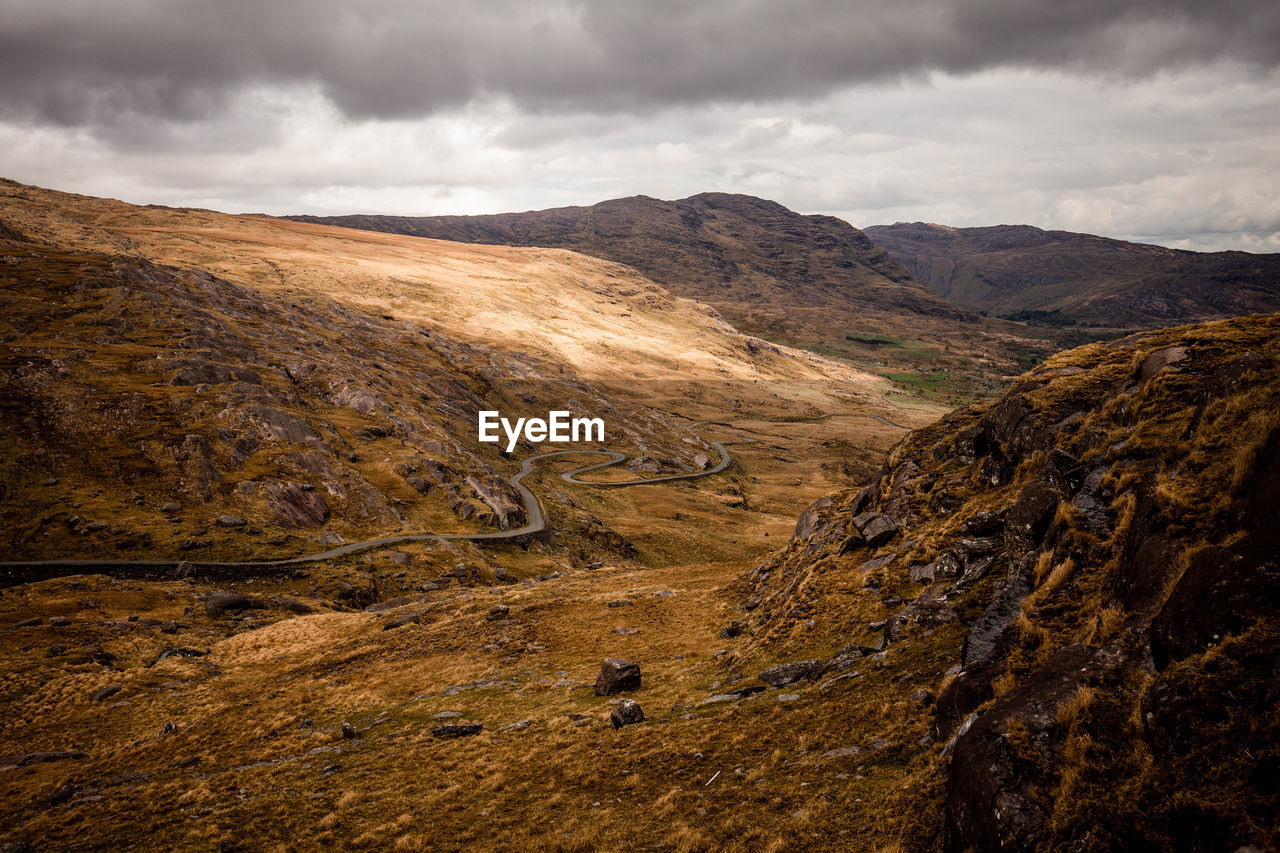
[739,312,1280,850]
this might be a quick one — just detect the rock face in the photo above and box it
[740,314,1280,851]
[266,483,329,528]
[610,699,644,729]
[465,475,526,530]
[594,658,641,696]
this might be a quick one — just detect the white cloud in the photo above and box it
[2,66,1278,252]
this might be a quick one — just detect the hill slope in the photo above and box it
[0,178,884,564]
[866,221,1280,331]
[738,312,1280,849]
[291,194,1061,396]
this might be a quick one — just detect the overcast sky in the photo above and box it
[2,0,1278,251]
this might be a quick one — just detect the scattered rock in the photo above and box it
[204,591,262,619]
[719,621,745,638]
[432,723,483,738]
[759,660,822,687]
[594,657,642,695]
[90,684,123,702]
[499,720,532,733]
[610,698,645,729]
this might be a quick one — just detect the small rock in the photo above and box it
[340,722,358,739]
[498,719,532,733]
[160,721,178,735]
[432,723,483,738]
[90,684,123,702]
[719,621,745,639]
[215,515,246,528]
[433,711,462,719]
[699,694,740,705]
[10,616,42,629]
[322,763,342,775]
[487,604,509,621]
[909,689,934,706]
[49,616,70,628]
[453,563,469,578]
[612,627,639,636]
[778,693,800,702]
[594,657,642,696]
[160,501,182,514]
[494,567,509,581]
[607,599,633,608]
[610,699,645,729]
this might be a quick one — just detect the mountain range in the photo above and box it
[865,221,1280,331]
[290,194,1065,399]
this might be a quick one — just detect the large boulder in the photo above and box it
[205,591,263,619]
[759,660,822,687]
[594,658,641,695]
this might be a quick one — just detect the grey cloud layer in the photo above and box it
[2,0,1278,125]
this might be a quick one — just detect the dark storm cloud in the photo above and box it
[1,0,1277,127]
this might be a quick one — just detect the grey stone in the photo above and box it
[594,657,641,695]
[759,660,822,687]
[610,698,644,729]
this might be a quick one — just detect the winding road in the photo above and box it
[0,439,741,584]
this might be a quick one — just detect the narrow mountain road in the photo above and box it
[0,439,741,584]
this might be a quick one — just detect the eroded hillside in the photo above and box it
[739,312,1280,849]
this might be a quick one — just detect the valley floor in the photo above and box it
[0,402,941,851]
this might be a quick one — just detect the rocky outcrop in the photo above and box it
[465,474,526,530]
[741,314,1280,851]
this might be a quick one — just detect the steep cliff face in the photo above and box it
[738,313,1280,850]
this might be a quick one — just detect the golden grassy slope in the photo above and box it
[0,179,868,387]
